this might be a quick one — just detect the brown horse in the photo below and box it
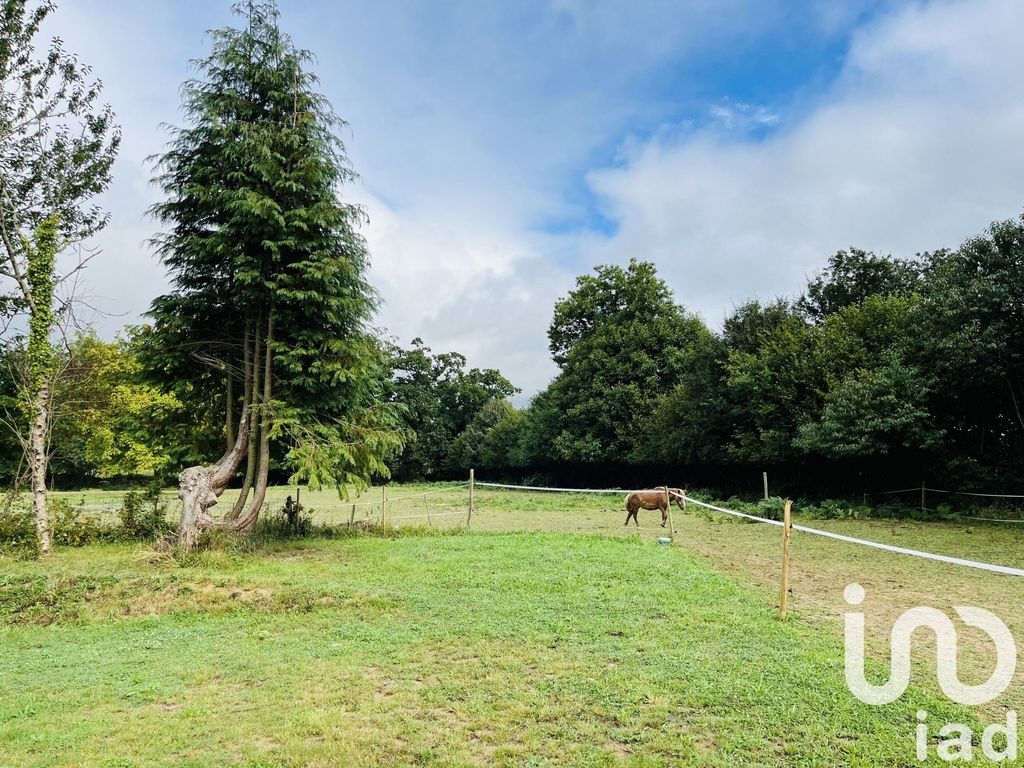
[624,487,685,527]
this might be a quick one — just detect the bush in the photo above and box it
[118,486,173,540]
[0,486,173,550]
[0,496,107,550]
[755,496,786,521]
[50,498,108,546]
[0,498,34,549]
[801,500,869,520]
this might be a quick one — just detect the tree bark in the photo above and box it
[225,370,235,453]
[228,321,258,521]
[176,314,273,550]
[175,382,251,550]
[234,314,273,534]
[30,379,51,556]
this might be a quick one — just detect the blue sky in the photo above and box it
[42,0,1024,394]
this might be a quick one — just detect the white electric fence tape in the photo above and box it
[345,484,469,507]
[875,486,1024,499]
[672,491,1024,578]
[475,482,645,494]
[475,480,1023,577]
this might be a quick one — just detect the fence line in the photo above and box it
[470,480,1024,577]
[345,484,469,508]
[874,486,1024,500]
[476,482,640,495]
[673,492,1024,578]
[391,510,467,522]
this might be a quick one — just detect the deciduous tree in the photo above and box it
[0,0,120,554]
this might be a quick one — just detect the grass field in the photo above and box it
[2,483,1019,765]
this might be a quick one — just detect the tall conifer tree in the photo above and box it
[148,1,403,549]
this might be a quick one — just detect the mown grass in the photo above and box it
[37,483,1024,717]
[0,530,998,768]
[6,483,1020,765]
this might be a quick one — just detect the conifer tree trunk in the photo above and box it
[228,321,258,520]
[225,372,235,452]
[235,315,273,534]
[176,380,251,550]
[177,315,269,549]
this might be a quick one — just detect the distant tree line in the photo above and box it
[3,1,1023,556]
[4,215,1024,498]
[439,220,1024,495]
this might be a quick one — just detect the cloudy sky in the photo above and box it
[42,0,1024,395]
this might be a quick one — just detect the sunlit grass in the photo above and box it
[4,482,1020,765]
[0,533,981,767]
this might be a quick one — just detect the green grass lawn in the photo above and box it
[0,531,988,767]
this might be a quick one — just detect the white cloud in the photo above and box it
[20,0,1024,400]
[586,0,1024,328]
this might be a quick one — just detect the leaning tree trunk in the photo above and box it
[176,314,273,551]
[228,321,258,521]
[176,394,251,551]
[234,315,273,534]
[30,380,51,556]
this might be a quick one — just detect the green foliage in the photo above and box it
[530,259,714,464]
[146,0,405,494]
[0,497,34,549]
[636,328,730,465]
[799,499,869,520]
[797,354,942,458]
[283,404,408,496]
[49,330,185,483]
[798,248,922,323]
[48,498,109,547]
[0,488,173,551]
[0,1,120,249]
[0,345,24,483]
[118,487,173,540]
[385,338,518,479]
[911,218,1024,482]
[447,398,516,471]
[480,407,529,470]
[723,301,819,462]
[24,217,58,391]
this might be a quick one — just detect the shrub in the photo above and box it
[50,498,108,546]
[0,498,34,549]
[118,486,173,540]
[802,500,869,520]
[755,496,786,521]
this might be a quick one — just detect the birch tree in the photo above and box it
[0,0,120,555]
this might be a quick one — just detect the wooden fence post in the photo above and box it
[763,471,769,501]
[424,495,431,528]
[665,486,676,543]
[467,469,475,527]
[382,484,387,528]
[349,504,356,527]
[920,481,926,512]
[779,499,793,620]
